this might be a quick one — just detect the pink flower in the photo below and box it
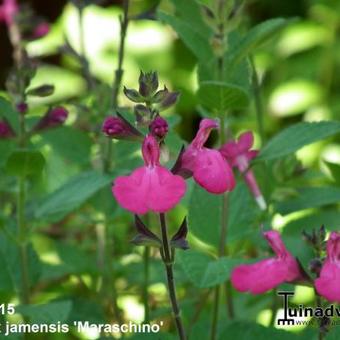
[315,232,340,303]
[231,230,302,294]
[102,115,142,141]
[112,135,186,214]
[220,131,266,210]
[0,0,18,26]
[149,115,168,139]
[0,119,15,138]
[179,118,235,194]
[32,22,49,39]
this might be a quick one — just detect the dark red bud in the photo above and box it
[102,114,143,141]
[149,115,168,139]
[16,102,28,114]
[0,120,15,138]
[34,107,68,131]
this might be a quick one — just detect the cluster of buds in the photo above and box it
[124,71,178,131]
[0,0,49,40]
[102,71,177,142]
[200,1,243,57]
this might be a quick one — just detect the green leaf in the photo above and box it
[34,171,112,221]
[188,183,257,248]
[157,12,213,62]
[0,140,15,167]
[41,126,92,166]
[282,210,340,236]
[17,301,72,324]
[276,187,340,215]
[6,150,45,177]
[258,121,340,161]
[218,321,304,340]
[0,230,42,291]
[197,81,250,111]
[230,18,291,66]
[177,250,241,288]
[0,96,19,132]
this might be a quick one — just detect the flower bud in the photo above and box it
[26,84,54,97]
[0,120,15,138]
[158,91,180,110]
[102,114,143,141]
[16,102,28,114]
[149,115,168,139]
[138,71,158,97]
[34,107,68,131]
[123,86,144,103]
[309,258,323,276]
[32,22,49,39]
[152,86,169,103]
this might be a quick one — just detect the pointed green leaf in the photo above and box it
[34,171,112,222]
[258,121,340,161]
[177,249,242,288]
[197,81,250,111]
[6,150,45,177]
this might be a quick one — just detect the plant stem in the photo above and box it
[105,0,129,173]
[159,213,186,340]
[143,246,150,323]
[269,288,278,326]
[210,285,220,340]
[250,56,265,142]
[77,5,94,90]
[17,176,30,305]
[111,0,129,108]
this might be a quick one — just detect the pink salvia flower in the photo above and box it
[231,230,302,294]
[180,118,235,194]
[0,0,18,26]
[112,135,186,214]
[220,131,266,210]
[315,232,340,304]
[0,119,15,138]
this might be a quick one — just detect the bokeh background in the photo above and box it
[0,0,340,339]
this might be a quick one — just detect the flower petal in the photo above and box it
[148,166,186,212]
[112,167,150,214]
[238,131,254,152]
[315,261,340,304]
[231,259,288,294]
[193,149,235,194]
[112,165,186,214]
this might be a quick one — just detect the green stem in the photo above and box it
[111,0,129,108]
[143,246,150,323]
[105,0,129,173]
[77,5,94,90]
[159,213,186,340]
[18,176,30,306]
[210,285,220,340]
[250,56,265,142]
[269,288,278,326]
